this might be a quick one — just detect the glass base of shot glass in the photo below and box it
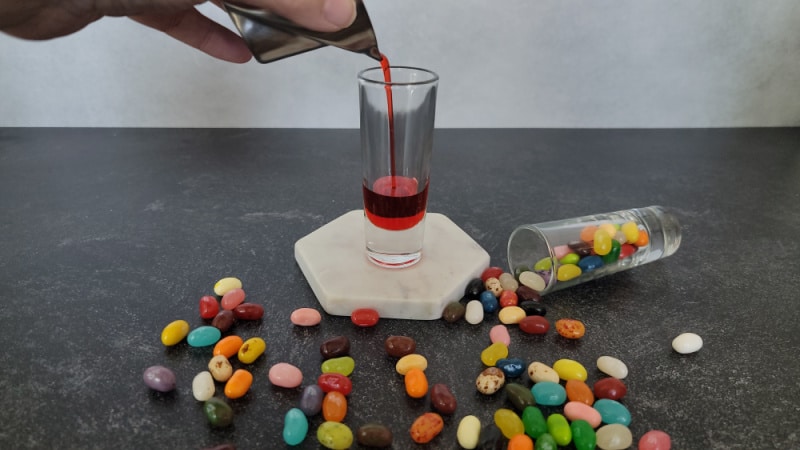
[365,215,426,268]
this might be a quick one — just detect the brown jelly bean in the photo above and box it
[356,423,393,448]
[384,335,416,358]
[515,286,542,302]
[568,239,593,257]
[594,377,628,401]
[430,383,458,415]
[442,301,466,323]
[211,310,235,332]
[320,336,351,359]
[233,303,264,320]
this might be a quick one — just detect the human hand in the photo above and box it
[0,0,358,63]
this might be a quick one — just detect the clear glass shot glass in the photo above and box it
[507,206,682,294]
[358,66,439,268]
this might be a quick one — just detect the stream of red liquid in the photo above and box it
[379,53,396,180]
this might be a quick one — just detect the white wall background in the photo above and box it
[1,0,799,128]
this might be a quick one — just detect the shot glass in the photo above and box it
[507,206,682,294]
[358,66,439,268]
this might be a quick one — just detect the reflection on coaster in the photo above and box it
[294,210,490,320]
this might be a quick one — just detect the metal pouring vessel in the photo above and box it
[223,0,381,63]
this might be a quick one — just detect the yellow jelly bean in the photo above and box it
[238,337,266,364]
[593,229,612,256]
[494,408,525,439]
[498,306,526,325]
[457,415,481,449]
[161,319,190,346]
[214,277,242,296]
[557,264,582,281]
[553,358,588,381]
[481,342,509,366]
[621,221,640,244]
[395,354,428,375]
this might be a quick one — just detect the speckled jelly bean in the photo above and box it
[555,318,586,339]
[476,367,505,395]
[208,355,233,382]
[356,423,393,448]
[283,408,309,446]
[233,302,263,320]
[237,337,266,364]
[430,383,457,415]
[496,357,525,378]
[396,353,427,375]
[457,415,481,449]
[499,290,519,308]
[527,361,560,383]
[409,412,444,444]
[505,383,536,412]
[490,324,511,346]
[143,365,176,392]
[317,421,353,449]
[557,263,582,281]
[299,384,324,416]
[672,332,703,354]
[531,381,566,406]
[594,398,632,425]
[404,368,429,398]
[269,362,303,388]
[481,266,504,282]
[594,377,627,400]
[565,379,595,405]
[480,342,509,366]
[546,413,572,446]
[480,290,499,313]
[442,301,466,322]
[211,310,235,333]
[508,433,534,450]
[564,401,602,428]
[223,369,252,399]
[187,326,221,347]
[213,335,243,359]
[192,371,215,401]
[494,408,524,439]
[465,300,484,324]
[499,306,526,324]
[321,335,351,359]
[322,391,348,422]
[199,295,219,319]
[318,373,353,396]
[351,308,380,327]
[484,277,503,297]
[638,430,672,450]
[577,255,604,272]
[553,358,588,381]
[220,288,246,310]
[160,319,190,346]
[384,335,415,358]
[204,397,233,427]
[291,307,322,326]
[535,432,558,450]
[521,406,547,439]
[595,423,632,450]
[597,355,628,379]
[213,277,242,296]
[571,419,597,450]
[321,356,355,377]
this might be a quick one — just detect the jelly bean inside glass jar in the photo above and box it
[507,206,681,295]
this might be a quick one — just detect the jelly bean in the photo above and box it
[356,423,393,448]
[499,273,519,291]
[480,342,509,366]
[494,408,524,439]
[507,433,534,450]
[409,412,444,444]
[351,308,380,327]
[498,290,519,308]
[268,362,303,388]
[599,222,618,236]
[597,355,628,379]
[318,373,353,396]
[476,367,505,395]
[465,278,485,299]
[531,381,566,406]
[290,307,322,326]
[571,419,597,450]
[635,229,650,247]
[553,244,571,260]
[519,301,546,316]
[565,379,595,405]
[199,295,219,320]
[143,365,176,392]
[553,358,588,381]
[564,401,602,428]
[395,354,427,375]
[521,406,547,439]
[233,302,264,320]
[456,415,481,449]
[404,368,428,398]
[594,398,631,425]
[208,355,233,382]
[321,335,351,359]
[484,277,503,297]
[533,257,553,272]
[546,413,571,446]
[481,266,504,282]
[638,430,672,450]
[577,255,604,272]
[223,369,252,399]
[480,290,499,313]
[602,239,622,263]
[527,362,559,383]
[237,337,266,364]
[499,306,526,324]
[593,377,627,400]
[442,301,466,322]
[203,397,233,427]
[593,229,612,255]
[557,263,581,281]
[317,421,353,449]
[595,423,632,450]
[672,332,703,354]
[579,225,598,242]
[384,335,416,358]
[220,288,246,310]
[160,319,190,346]
[187,326,221,347]
[614,230,628,245]
[192,371,215,401]
[213,277,242,296]
[321,356,355,377]
[535,432,558,450]
[505,383,536,412]
[496,357,525,378]
[283,408,309,446]
[213,335,243,359]
[430,383,457,414]
[559,252,580,265]
[555,318,586,339]
[519,316,549,335]
[568,239,593,257]
[299,384,324,415]
[619,243,636,259]
[490,324,511,346]
[211,310,235,333]
[465,300,485,324]
[322,391,348,422]
[516,286,542,303]
[621,221,639,243]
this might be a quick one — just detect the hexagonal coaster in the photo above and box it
[294,210,490,320]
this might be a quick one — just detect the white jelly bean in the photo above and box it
[192,371,215,401]
[465,300,484,325]
[518,271,546,292]
[456,415,481,449]
[597,355,629,379]
[672,332,703,354]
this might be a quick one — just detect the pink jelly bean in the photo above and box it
[638,430,671,450]
[553,244,572,260]
[563,401,602,428]
[220,288,246,310]
[290,307,322,326]
[489,324,511,346]
[268,362,303,388]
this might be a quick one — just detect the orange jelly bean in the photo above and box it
[404,368,429,399]
[579,225,598,243]
[507,434,534,450]
[224,369,253,399]
[213,335,243,359]
[565,379,595,405]
[635,229,650,247]
[555,318,586,339]
[409,412,444,444]
[322,391,348,422]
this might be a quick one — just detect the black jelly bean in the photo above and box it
[464,278,484,300]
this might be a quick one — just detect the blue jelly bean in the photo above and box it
[593,398,632,426]
[480,290,499,313]
[186,325,221,347]
[577,255,604,272]
[531,381,567,406]
[283,407,309,445]
[496,357,525,378]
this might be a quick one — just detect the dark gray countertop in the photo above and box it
[1,128,798,449]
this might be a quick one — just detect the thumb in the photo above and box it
[241,0,357,32]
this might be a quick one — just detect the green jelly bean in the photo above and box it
[514,265,530,278]
[602,239,622,263]
[522,406,547,439]
[505,383,536,412]
[559,253,580,265]
[535,432,558,450]
[321,356,355,377]
[317,421,353,450]
[546,413,571,446]
[570,419,597,450]
[203,397,233,428]
[282,408,308,446]
[533,257,553,271]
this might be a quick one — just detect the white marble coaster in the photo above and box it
[294,210,490,320]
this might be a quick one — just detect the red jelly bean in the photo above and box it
[221,288,246,310]
[593,377,628,401]
[498,290,519,308]
[351,308,380,327]
[318,373,353,396]
[233,303,264,320]
[619,243,637,259]
[199,295,219,319]
[481,266,504,282]
[519,315,550,335]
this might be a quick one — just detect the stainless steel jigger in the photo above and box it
[223,0,381,63]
